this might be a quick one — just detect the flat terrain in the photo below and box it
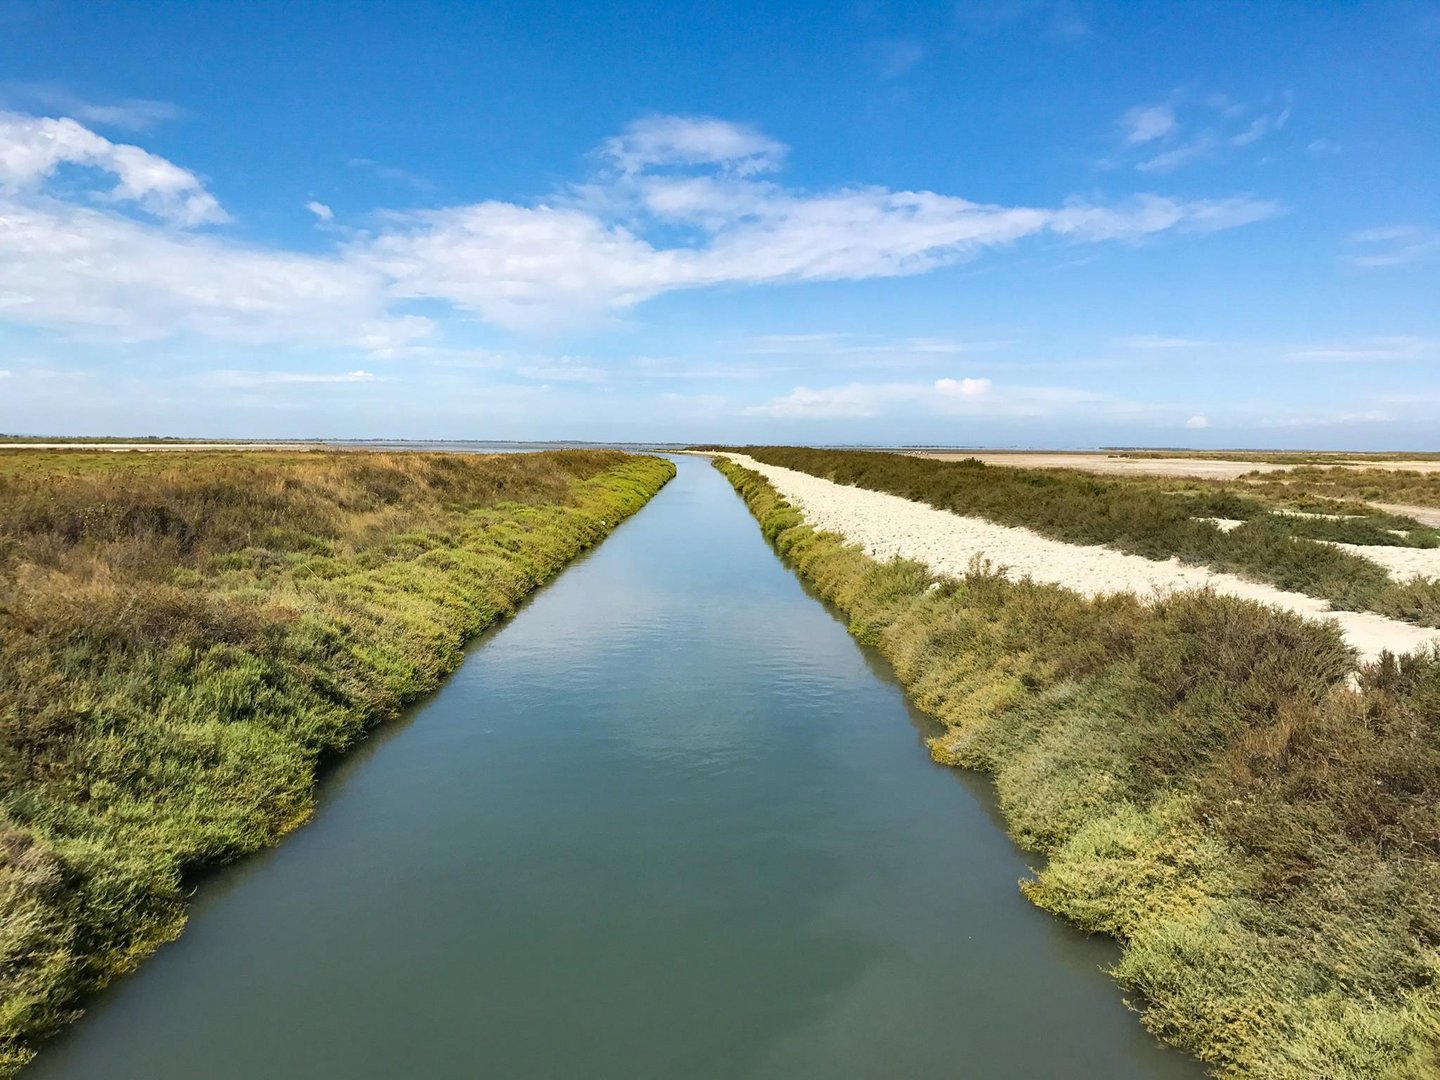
[910,451,1440,478]
[715,454,1440,1078]
[0,448,673,1075]
[0,442,325,451]
[721,453,1440,663]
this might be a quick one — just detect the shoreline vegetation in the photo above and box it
[0,448,674,1076]
[714,455,1440,1078]
[705,447,1440,628]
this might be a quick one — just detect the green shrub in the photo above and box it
[0,449,674,1075]
[725,447,1440,627]
[714,455,1440,1078]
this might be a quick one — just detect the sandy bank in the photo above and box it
[909,451,1440,479]
[720,453,1440,664]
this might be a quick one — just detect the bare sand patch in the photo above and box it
[909,451,1440,479]
[721,453,1440,664]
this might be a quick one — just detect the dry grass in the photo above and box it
[0,448,674,1075]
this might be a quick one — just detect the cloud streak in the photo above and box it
[0,111,1281,343]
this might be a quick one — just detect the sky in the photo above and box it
[0,1,1437,447]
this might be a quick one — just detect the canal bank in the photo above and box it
[28,455,1199,1079]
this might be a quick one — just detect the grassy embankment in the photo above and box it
[0,448,673,1075]
[715,455,1440,1078]
[719,447,1440,627]
[1109,450,1440,467]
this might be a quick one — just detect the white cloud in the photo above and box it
[745,376,1118,420]
[0,369,9,378]
[1342,226,1440,268]
[305,200,334,221]
[1286,336,1436,363]
[0,197,427,346]
[1184,414,1209,429]
[202,369,380,388]
[0,110,1282,342]
[934,376,992,397]
[0,111,225,225]
[1121,105,1176,145]
[600,116,786,176]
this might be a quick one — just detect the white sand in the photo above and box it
[1199,517,1246,532]
[1320,542,1440,583]
[721,454,1440,664]
[1194,517,1440,581]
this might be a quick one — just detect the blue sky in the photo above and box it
[1,0,1437,447]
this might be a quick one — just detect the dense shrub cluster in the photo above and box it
[717,456,1440,1078]
[1243,465,1440,512]
[723,447,1440,627]
[0,449,674,1075]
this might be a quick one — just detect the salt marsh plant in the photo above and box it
[0,448,674,1075]
[718,447,1440,627]
[716,455,1440,1079]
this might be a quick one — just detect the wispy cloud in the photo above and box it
[347,157,434,192]
[744,375,1122,419]
[1286,336,1436,363]
[1121,105,1177,145]
[201,369,382,388]
[1119,334,1212,349]
[599,115,786,176]
[873,38,926,80]
[1341,226,1440,268]
[1110,92,1291,173]
[0,83,184,131]
[957,1,1091,42]
[744,333,1002,356]
[305,200,334,222]
[0,110,1281,345]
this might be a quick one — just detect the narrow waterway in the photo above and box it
[30,456,1201,1079]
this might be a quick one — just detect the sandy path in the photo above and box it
[910,451,1440,479]
[720,454,1440,664]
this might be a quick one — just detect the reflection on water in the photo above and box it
[30,456,1201,1079]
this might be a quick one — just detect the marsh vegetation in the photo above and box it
[717,447,1440,627]
[0,448,673,1075]
[716,455,1440,1078]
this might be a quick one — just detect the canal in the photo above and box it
[30,455,1200,1078]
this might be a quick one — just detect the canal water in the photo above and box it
[30,456,1200,1079]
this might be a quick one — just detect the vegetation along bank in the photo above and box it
[0,448,674,1075]
[715,455,1440,1079]
[718,447,1440,627]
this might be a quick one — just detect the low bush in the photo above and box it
[716,456,1440,1078]
[0,449,674,1075]
[724,447,1440,627]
